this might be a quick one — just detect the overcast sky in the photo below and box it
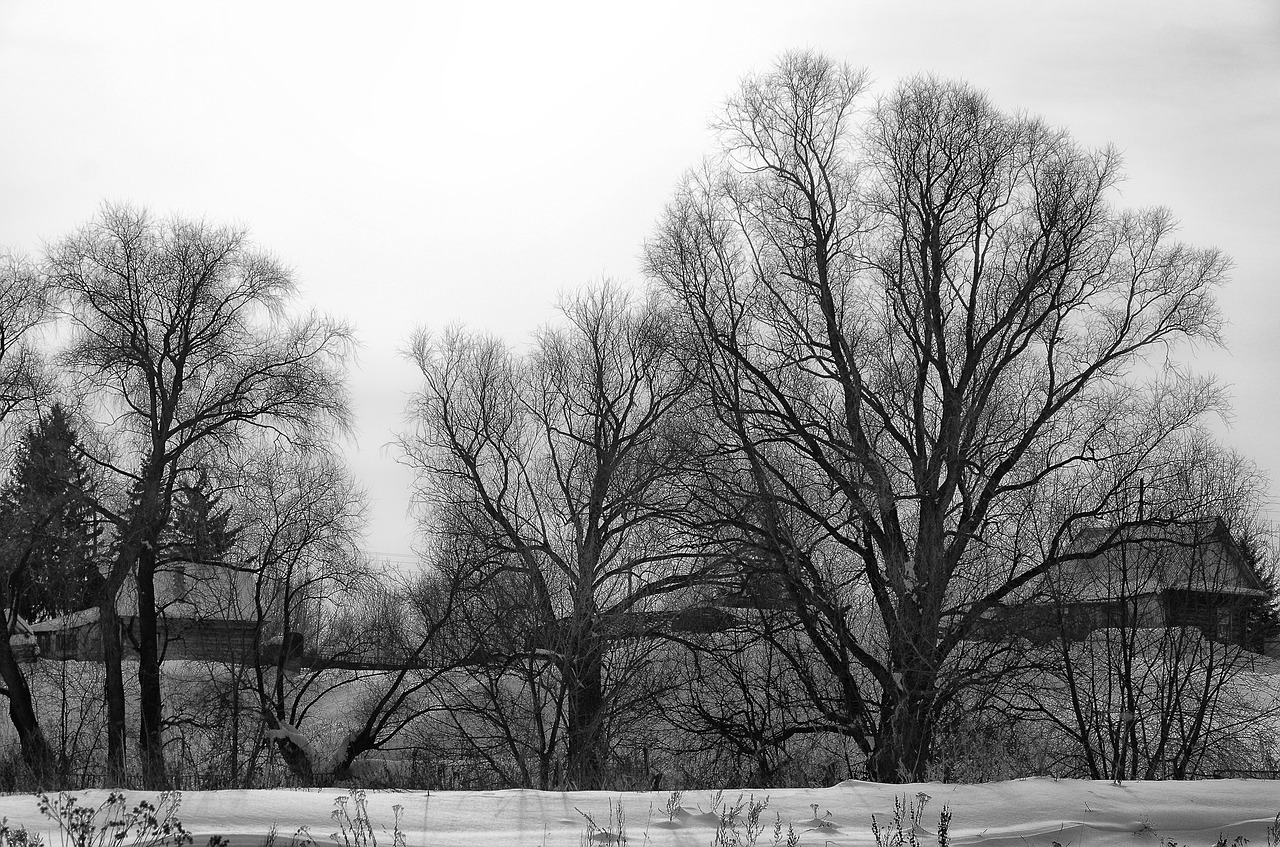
[2,1,1277,563]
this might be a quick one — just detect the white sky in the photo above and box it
[2,1,1277,562]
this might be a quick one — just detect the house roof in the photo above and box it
[27,607,100,632]
[1048,519,1268,602]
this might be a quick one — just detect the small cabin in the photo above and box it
[1009,519,1271,651]
[31,559,261,662]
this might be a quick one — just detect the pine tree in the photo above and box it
[169,468,237,565]
[0,403,105,621]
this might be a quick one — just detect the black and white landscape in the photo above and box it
[0,2,1278,842]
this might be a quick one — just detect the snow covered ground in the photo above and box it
[2,779,1279,846]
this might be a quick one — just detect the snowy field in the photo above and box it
[3,779,1280,846]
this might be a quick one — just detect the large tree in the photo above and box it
[47,204,352,786]
[645,53,1229,781]
[403,284,701,788]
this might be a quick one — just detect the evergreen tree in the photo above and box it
[169,468,237,565]
[0,403,104,620]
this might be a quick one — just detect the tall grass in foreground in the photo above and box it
[1,792,195,847]
[871,793,950,847]
[0,790,403,847]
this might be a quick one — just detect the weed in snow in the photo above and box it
[663,791,682,822]
[576,799,627,844]
[870,793,950,847]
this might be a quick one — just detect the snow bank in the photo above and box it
[0,779,1278,846]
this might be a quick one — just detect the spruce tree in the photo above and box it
[0,403,104,620]
[169,468,237,565]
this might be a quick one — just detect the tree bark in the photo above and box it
[261,709,317,785]
[0,630,53,780]
[99,473,168,788]
[867,668,935,783]
[135,538,167,788]
[99,594,128,785]
[564,639,607,789]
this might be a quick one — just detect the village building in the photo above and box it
[29,559,261,662]
[996,518,1272,652]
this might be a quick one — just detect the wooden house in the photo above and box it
[31,558,260,662]
[1004,518,1271,651]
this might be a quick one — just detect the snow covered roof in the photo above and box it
[27,607,100,632]
[1049,519,1267,602]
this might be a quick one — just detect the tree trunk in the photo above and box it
[867,665,935,783]
[99,595,128,785]
[229,675,240,786]
[564,643,607,789]
[262,709,317,784]
[99,471,167,788]
[261,709,370,787]
[330,729,372,783]
[0,632,53,781]
[135,540,168,788]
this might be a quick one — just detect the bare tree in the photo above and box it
[0,252,50,426]
[237,446,366,722]
[1035,577,1263,780]
[0,249,56,778]
[214,443,498,787]
[403,284,701,788]
[46,204,352,786]
[410,534,569,789]
[236,443,377,784]
[664,622,810,787]
[645,53,1230,781]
